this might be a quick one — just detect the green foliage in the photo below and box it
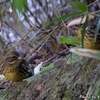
[94,19,100,42]
[47,11,82,25]
[47,1,88,26]
[81,15,89,47]
[12,0,28,13]
[24,63,54,83]
[40,63,54,74]
[0,36,5,46]
[59,0,63,7]
[59,36,79,46]
[73,2,88,12]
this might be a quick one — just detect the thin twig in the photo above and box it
[24,25,60,59]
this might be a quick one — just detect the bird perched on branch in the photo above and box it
[2,50,32,82]
[75,27,100,50]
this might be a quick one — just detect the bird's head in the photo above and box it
[6,50,19,64]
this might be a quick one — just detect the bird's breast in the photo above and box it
[4,72,28,82]
[3,64,28,82]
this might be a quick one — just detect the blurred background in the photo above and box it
[0,0,73,57]
[0,0,98,60]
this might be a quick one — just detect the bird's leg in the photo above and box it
[6,81,14,90]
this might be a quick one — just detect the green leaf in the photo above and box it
[81,15,88,47]
[0,36,5,46]
[59,36,79,46]
[12,0,28,13]
[59,36,67,44]
[60,0,63,7]
[73,2,88,12]
[94,19,100,42]
[40,63,54,74]
[53,11,82,22]
[47,11,82,25]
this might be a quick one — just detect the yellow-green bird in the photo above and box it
[75,27,100,50]
[2,50,32,82]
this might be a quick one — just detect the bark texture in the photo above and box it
[0,58,100,100]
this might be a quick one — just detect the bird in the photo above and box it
[2,50,32,82]
[75,27,100,50]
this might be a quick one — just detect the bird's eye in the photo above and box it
[12,56,17,59]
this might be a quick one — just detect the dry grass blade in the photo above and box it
[70,48,100,59]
